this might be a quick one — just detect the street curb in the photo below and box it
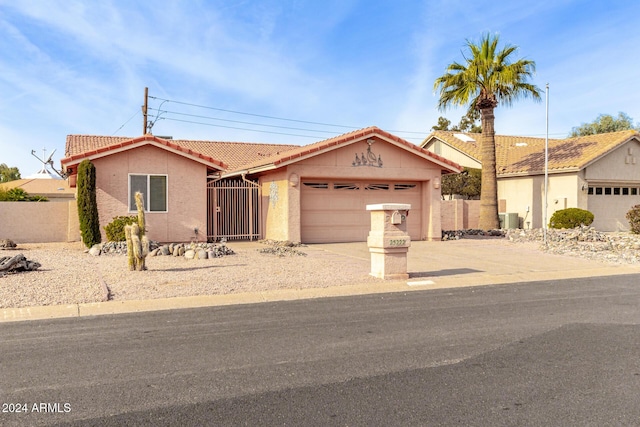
[0,281,409,322]
[2,265,638,323]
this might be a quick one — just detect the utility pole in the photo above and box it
[142,87,149,135]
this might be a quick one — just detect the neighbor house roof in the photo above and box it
[0,178,74,198]
[224,126,463,176]
[423,130,640,176]
[63,135,297,172]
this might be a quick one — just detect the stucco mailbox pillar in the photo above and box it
[366,203,411,280]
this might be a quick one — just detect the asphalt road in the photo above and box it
[2,274,640,426]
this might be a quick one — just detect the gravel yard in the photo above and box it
[2,228,640,310]
[0,241,379,309]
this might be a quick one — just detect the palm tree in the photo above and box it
[434,33,541,230]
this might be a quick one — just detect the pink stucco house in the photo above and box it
[61,127,461,243]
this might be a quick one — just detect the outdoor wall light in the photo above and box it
[433,177,441,189]
[289,173,299,187]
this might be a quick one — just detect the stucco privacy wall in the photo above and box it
[0,200,79,243]
[440,199,480,230]
[258,137,444,242]
[92,145,207,242]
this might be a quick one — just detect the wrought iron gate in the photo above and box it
[207,178,261,241]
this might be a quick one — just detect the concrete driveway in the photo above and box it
[309,238,640,289]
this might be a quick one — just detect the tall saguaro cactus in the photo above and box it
[125,192,149,271]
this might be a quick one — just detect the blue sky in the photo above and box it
[1,0,639,176]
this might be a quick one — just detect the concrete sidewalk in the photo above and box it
[2,239,639,323]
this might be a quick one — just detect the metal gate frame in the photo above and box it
[207,177,261,241]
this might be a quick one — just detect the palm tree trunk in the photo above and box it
[478,106,500,230]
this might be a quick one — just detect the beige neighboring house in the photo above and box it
[0,170,78,243]
[61,127,461,243]
[422,130,640,231]
[0,173,74,202]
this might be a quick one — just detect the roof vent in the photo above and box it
[453,133,476,142]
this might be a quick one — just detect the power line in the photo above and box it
[160,117,331,139]
[146,95,575,140]
[148,107,339,135]
[112,110,140,135]
[149,96,359,130]
[148,95,428,136]
[158,114,424,141]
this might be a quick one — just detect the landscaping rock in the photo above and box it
[258,240,307,257]
[444,225,640,264]
[184,249,195,259]
[505,226,640,264]
[0,254,41,275]
[442,229,506,240]
[88,244,102,256]
[0,239,17,249]
[89,240,235,260]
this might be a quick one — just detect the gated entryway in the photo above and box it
[207,178,261,241]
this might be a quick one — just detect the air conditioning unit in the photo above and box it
[499,213,519,229]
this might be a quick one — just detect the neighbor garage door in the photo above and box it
[300,180,423,243]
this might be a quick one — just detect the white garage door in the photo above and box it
[300,180,423,243]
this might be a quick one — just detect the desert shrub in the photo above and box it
[626,205,640,234]
[77,160,101,248]
[549,208,594,229]
[105,215,139,241]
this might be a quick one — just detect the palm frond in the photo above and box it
[434,33,542,112]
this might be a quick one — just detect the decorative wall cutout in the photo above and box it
[353,139,383,167]
[269,181,279,206]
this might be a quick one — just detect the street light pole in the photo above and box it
[543,83,549,246]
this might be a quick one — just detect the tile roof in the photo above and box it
[425,130,640,175]
[63,135,297,171]
[225,126,462,175]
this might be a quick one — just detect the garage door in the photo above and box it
[300,180,423,243]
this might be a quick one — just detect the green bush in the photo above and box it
[77,160,101,248]
[626,205,640,234]
[0,187,48,201]
[105,215,139,241]
[549,208,594,229]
